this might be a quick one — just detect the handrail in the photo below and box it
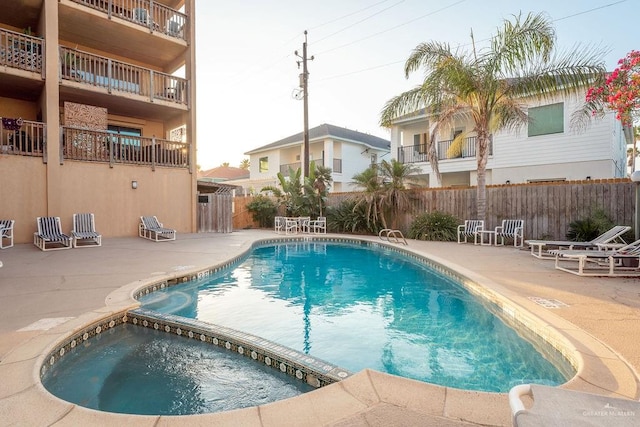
[69,0,188,42]
[59,46,188,106]
[0,28,44,74]
[61,126,189,169]
[0,117,46,158]
[378,229,408,245]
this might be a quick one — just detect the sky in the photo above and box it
[194,0,639,170]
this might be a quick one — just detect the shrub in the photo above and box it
[408,211,459,241]
[246,195,277,228]
[326,200,382,234]
[566,208,613,241]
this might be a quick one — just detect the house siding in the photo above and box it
[390,91,628,187]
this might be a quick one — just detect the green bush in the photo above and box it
[408,211,459,241]
[326,200,382,234]
[566,208,613,241]
[246,195,278,228]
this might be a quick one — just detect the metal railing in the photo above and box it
[398,136,493,163]
[279,158,343,174]
[60,46,188,106]
[70,0,188,42]
[0,28,44,74]
[0,118,46,158]
[62,126,189,169]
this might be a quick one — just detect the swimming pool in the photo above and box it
[138,240,573,392]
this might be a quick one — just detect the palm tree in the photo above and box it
[352,166,384,229]
[380,12,606,221]
[352,159,419,229]
[305,163,333,217]
[239,158,250,170]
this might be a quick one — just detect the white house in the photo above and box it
[241,123,390,193]
[388,91,629,187]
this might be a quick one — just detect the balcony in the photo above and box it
[69,0,187,42]
[62,126,189,169]
[59,0,188,69]
[0,29,44,75]
[0,118,46,158]
[59,46,188,109]
[279,158,342,174]
[398,136,493,164]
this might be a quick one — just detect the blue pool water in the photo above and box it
[41,324,314,415]
[139,241,572,392]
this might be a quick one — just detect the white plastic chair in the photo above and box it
[0,219,15,249]
[457,220,484,244]
[72,213,102,248]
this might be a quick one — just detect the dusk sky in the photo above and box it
[194,0,637,170]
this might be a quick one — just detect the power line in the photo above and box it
[314,0,467,56]
[309,0,398,31]
[317,0,628,83]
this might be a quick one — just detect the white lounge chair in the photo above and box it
[34,216,73,251]
[510,384,640,427]
[139,216,176,241]
[552,238,640,277]
[495,219,524,247]
[525,225,631,259]
[0,219,15,249]
[72,213,102,248]
[457,220,484,244]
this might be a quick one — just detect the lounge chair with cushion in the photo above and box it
[139,216,176,241]
[34,216,73,251]
[72,213,102,248]
[552,238,640,277]
[525,225,631,259]
[495,219,524,247]
[510,383,640,427]
[0,219,15,249]
[457,220,484,244]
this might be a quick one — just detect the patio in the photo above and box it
[0,231,638,426]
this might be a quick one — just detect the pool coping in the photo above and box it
[2,233,639,426]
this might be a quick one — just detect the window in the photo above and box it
[108,125,142,146]
[528,103,564,137]
[259,156,268,172]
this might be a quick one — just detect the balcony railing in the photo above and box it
[0,117,46,158]
[60,46,188,106]
[0,28,44,74]
[62,126,189,169]
[279,158,343,174]
[398,136,493,164]
[71,0,188,42]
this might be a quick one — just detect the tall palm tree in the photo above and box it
[239,158,250,170]
[380,12,606,221]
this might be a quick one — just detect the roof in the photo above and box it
[198,166,250,180]
[244,123,390,155]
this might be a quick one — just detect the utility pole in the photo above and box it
[295,31,314,178]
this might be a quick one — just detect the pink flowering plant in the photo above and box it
[586,50,640,126]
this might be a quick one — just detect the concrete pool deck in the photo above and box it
[0,230,639,426]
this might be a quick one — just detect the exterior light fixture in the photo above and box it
[131,180,138,189]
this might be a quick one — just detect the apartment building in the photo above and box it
[242,123,391,193]
[389,92,628,187]
[0,0,196,244]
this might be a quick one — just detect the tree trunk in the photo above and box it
[476,133,490,222]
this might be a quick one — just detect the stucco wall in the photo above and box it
[0,158,193,244]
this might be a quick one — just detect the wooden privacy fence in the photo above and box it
[327,179,635,240]
[197,192,233,233]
